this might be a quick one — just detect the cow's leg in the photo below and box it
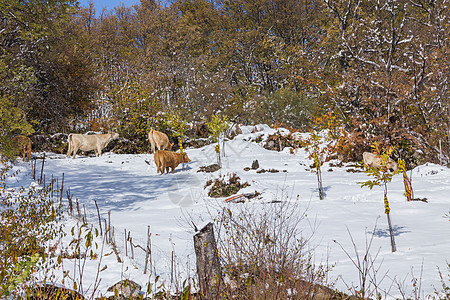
[21,147,26,161]
[26,144,31,162]
[67,143,72,158]
[151,142,155,154]
[97,145,104,157]
[72,145,79,159]
[148,132,154,153]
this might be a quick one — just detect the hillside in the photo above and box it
[5,125,450,299]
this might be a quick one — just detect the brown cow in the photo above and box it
[148,129,173,153]
[67,132,119,158]
[363,152,398,173]
[154,150,190,174]
[12,135,32,162]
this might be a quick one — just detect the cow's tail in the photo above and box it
[68,134,73,143]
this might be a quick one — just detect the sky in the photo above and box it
[6,125,450,299]
[77,0,141,14]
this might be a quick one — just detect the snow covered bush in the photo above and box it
[214,201,330,298]
[206,173,249,198]
[0,161,63,297]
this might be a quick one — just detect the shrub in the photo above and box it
[214,200,330,298]
[206,173,249,198]
[0,160,63,297]
[264,131,302,152]
[256,88,317,130]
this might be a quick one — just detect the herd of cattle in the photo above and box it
[10,131,398,174]
[11,130,189,175]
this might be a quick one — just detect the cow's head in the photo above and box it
[182,152,190,163]
[110,132,119,140]
[387,161,398,173]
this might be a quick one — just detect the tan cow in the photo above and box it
[12,135,32,162]
[67,132,119,158]
[148,129,173,153]
[154,150,190,174]
[363,152,398,173]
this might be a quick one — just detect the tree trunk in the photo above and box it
[194,222,222,298]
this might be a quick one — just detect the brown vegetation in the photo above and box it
[2,0,447,164]
[206,173,249,198]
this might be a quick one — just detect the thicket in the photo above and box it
[1,0,448,163]
[0,160,63,297]
[212,201,331,299]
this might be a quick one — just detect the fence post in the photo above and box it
[108,211,111,243]
[59,173,64,208]
[144,226,151,274]
[194,222,222,298]
[124,229,128,257]
[39,153,45,184]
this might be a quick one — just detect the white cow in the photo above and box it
[148,129,173,153]
[363,151,398,173]
[67,132,119,158]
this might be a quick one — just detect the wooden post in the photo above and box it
[144,226,151,274]
[94,200,103,236]
[39,154,45,184]
[130,237,134,260]
[124,229,128,257]
[59,173,64,208]
[32,158,36,180]
[194,222,222,298]
[83,205,87,224]
[76,198,81,221]
[104,219,108,243]
[67,189,73,216]
[31,158,35,180]
[108,211,111,244]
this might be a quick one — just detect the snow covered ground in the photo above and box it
[5,125,450,299]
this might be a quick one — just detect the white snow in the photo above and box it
[5,125,450,299]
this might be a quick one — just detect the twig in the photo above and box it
[94,200,103,236]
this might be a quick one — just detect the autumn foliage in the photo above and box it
[1,0,448,162]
